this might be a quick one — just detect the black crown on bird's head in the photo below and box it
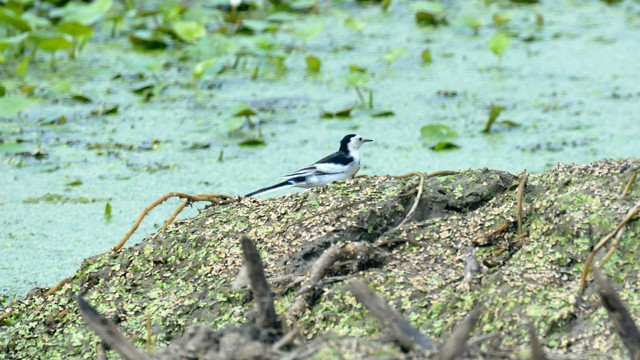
[339,134,357,153]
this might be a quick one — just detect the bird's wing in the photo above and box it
[282,152,352,179]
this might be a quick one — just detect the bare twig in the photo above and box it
[593,268,640,359]
[579,199,640,294]
[439,308,481,360]
[45,276,72,297]
[111,193,233,252]
[347,279,438,352]
[287,242,383,320]
[516,170,528,236]
[240,236,279,329]
[620,168,640,198]
[528,322,547,360]
[96,343,107,360]
[76,297,152,360]
[479,221,512,241]
[391,172,425,229]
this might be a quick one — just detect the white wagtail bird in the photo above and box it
[245,134,373,197]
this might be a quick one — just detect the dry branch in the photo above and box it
[347,279,437,352]
[593,268,640,359]
[240,235,279,329]
[516,170,528,236]
[620,168,640,198]
[76,297,152,360]
[528,322,547,360]
[111,193,234,253]
[287,241,383,320]
[579,198,640,294]
[439,308,481,360]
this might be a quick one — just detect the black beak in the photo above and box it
[363,138,373,142]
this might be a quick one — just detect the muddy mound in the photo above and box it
[1,159,639,359]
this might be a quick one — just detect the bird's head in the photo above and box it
[340,134,373,154]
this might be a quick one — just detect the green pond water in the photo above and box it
[1,0,639,297]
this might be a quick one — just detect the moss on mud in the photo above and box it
[1,159,639,359]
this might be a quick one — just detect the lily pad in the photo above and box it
[305,55,321,72]
[489,31,510,56]
[172,20,206,43]
[37,37,72,52]
[56,22,94,37]
[0,33,30,51]
[71,94,92,103]
[430,141,460,151]
[49,0,113,26]
[342,71,370,88]
[293,23,324,41]
[345,17,366,32]
[382,47,407,65]
[0,8,31,31]
[420,124,459,141]
[129,30,171,49]
[421,49,432,63]
[228,104,257,117]
[0,96,32,117]
[322,106,355,118]
[481,106,505,133]
[238,138,266,147]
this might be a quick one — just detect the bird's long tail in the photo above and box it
[245,180,295,197]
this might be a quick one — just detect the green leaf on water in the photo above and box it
[342,71,370,88]
[0,85,5,97]
[104,202,112,222]
[0,8,31,32]
[293,23,324,41]
[382,47,407,65]
[224,117,245,132]
[0,96,33,117]
[172,20,206,43]
[56,22,94,37]
[482,106,505,133]
[489,31,510,56]
[381,0,392,11]
[457,16,482,32]
[71,94,92,103]
[0,32,30,51]
[345,17,366,32]
[37,37,72,52]
[0,142,30,154]
[129,30,171,49]
[430,141,460,151]
[228,104,257,117]
[16,57,29,76]
[49,0,113,26]
[193,58,218,78]
[322,106,355,118]
[66,179,83,186]
[239,138,266,147]
[421,49,432,63]
[420,124,459,142]
[305,55,321,72]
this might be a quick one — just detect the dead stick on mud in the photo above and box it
[439,308,481,360]
[287,242,381,321]
[528,322,548,360]
[111,193,234,252]
[347,279,438,352]
[76,297,152,360]
[44,276,73,297]
[579,199,640,295]
[516,170,528,236]
[593,268,640,359]
[240,235,279,329]
[620,168,640,198]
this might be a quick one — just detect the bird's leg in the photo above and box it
[349,166,361,179]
